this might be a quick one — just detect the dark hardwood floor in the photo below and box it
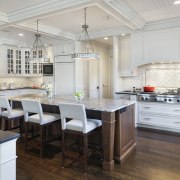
[16,129,180,180]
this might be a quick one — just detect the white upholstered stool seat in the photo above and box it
[66,118,102,133]
[0,96,24,137]
[28,113,60,125]
[21,99,60,158]
[2,109,24,119]
[59,102,102,173]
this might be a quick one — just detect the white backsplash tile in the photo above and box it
[0,77,43,89]
[121,64,180,91]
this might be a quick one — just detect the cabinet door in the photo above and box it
[7,49,14,74]
[119,38,133,76]
[144,30,180,63]
[131,33,144,67]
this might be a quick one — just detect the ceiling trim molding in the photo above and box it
[103,0,146,30]
[15,22,75,40]
[8,0,94,23]
[0,37,26,47]
[144,17,180,32]
[0,12,8,23]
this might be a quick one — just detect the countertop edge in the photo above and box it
[0,87,45,91]
[0,130,20,144]
[115,92,139,95]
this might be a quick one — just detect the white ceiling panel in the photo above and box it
[0,0,49,13]
[39,6,124,35]
[126,0,180,22]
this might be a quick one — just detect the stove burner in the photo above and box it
[138,93,180,104]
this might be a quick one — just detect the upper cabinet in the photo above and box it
[131,34,144,67]
[131,28,180,67]
[119,37,136,76]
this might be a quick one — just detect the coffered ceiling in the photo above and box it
[0,0,180,47]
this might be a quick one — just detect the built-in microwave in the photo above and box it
[43,63,53,76]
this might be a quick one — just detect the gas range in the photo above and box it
[137,92,180,104]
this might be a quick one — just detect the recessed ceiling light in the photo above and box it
[174,0,180,5]
[121,33,126,36]
[18,45,21,48]
[104,37,109,40]
[0,43,3,45]
[18,33,24,36]
[103,16,110,20]
[45,44,48,47]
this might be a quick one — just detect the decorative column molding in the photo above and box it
[112,36,120,99]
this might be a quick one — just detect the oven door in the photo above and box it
[43,64,53,76]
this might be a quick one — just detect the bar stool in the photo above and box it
[21,99,60,158]
[0,96,24,137]
[59,103,102,173]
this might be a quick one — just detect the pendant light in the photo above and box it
[28,19,50,63]
[71,8,99,60]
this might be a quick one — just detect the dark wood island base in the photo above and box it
[11,95,136,171]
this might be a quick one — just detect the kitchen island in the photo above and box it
[10,94,136,171]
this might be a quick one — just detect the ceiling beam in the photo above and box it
[99,0,146,30]
[8,0,95,23]
[15,22,76,40]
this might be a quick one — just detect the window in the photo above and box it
[33,63,38,74]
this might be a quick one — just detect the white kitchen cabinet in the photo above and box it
[131,33,144,67]
[119,37,135,76]
[144,29,180,63]
[138,102,180,132]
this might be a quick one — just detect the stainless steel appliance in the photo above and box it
[43,63,53,76]
[138,92,180,104]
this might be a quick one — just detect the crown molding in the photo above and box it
[0,37,26,47]
[103,0,146,30]
[15,22,75,40]
[8,0,94,23]
[0,12,8,23]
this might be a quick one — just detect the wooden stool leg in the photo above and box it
[84,134,88,173]
[4,120,9,131]
[40,126,43,158]
[25,123,28,152]
[62,130,65,167]
[19,118,23,138]
[0,117,2,130]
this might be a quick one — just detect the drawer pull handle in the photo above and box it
[173,110,180,112]
[143,118,151,121]
[144,107,151,109]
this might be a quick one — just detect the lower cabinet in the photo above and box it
[138,102,180,132]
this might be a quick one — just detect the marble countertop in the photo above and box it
[0,130,20,144]
[0,87,44,91]
[9,94,135,112]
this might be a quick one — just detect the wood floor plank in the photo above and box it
[16,129,180,180]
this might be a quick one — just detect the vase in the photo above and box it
[47,91,53,99]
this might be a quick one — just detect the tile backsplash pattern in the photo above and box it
[122,76,143,91]
[121,64,180,91]
[145,69,180,88]
[0,77,43,89]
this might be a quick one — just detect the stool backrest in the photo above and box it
[21,99,43,124]
[0,96,12,116]
[59,103,87,133]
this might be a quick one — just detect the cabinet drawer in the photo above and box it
[139,113,180,129]
[139,102,180,116]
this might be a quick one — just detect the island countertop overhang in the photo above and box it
[9,94,135,112]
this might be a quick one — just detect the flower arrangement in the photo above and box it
[74,92,84,101]
[42,82,53,98]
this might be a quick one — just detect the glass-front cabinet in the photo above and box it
[6,48,44,76]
